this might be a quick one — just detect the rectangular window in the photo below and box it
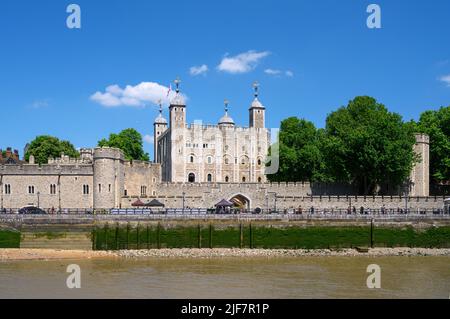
[98,184,102,193]
[108,184,111,192]
[141,186,147,196]
[50,184,56,195]
[124,189,128,196]
[83,185,90,195]
[28,186,35,194]
[4,184,11,194]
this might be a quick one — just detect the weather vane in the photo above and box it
[224,99,229,113]
[158,99,162,114]
[252,81,259,98]
[174,76,181,93]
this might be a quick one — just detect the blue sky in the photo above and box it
[0,0,449,159]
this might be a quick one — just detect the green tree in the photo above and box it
[415,106,450,183]
[25,135,79,164]
[324,96,417,194]
[98,128,149,161]
[268,117,327,182]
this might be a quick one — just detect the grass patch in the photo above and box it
[0,230,21,248]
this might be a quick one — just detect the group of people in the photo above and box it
[287,205,423,215]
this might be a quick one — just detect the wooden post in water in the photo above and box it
[146,225,150,249]
[370,219,374,248]
[126,223,130,250]
[104,223,109,250]
[249,222,253,249]
[115,223,119,250]
[209,223,213,249]
[157,222,161,249]
[137,223,140,250]
[92,227,96,250]
[198,224,202,248]
[239,223,243,249]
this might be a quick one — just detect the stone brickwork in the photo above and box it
[122,160,161,206]
[125,182,444,211]
[156,84,269,184]
[410,133,430,196]
[0,163,93,209]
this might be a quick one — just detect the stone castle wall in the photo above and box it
[93,147,124,209]
[122,160,161,207]
[0,164,93,209]
[410,133,430,196]
[121,182,444,211]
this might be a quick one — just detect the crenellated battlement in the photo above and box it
[0,163,93,175]
[124,160,160,169]
[414,133,430,144]
[93,147,124,161]
[48,154,91,165]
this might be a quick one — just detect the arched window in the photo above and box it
[189,155,194,163]
[207,174,212,182]
[258,177,262,183]
[242,176,246,182]
[207,156,212,164]
[188,173,196,183]
[225,176,229,182]
[257,159,262,166]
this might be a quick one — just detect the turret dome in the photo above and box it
[218,99,235,126]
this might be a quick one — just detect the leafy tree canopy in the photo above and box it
[25,135,79,164]
[98,128,150,161]
[268,117,328,182]
[324,96,417,194]
[414,106,450,183]
[269,96,418,195]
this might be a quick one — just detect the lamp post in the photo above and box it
[404,180,412,214]
[182,191,186,213]
[274,193,277,212]
[37,191,40,208]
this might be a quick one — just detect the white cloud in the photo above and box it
[90,82,183,107]
[285,70,294,77]
[143,134,154,144]
[30,99,49,108]
[439,74,450,87]
[264,69,294,77]
[264,68,282,75]
[217,50,270,74]
[190,64,208,76]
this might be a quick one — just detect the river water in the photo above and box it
[0,256,449,298]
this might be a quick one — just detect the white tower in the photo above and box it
[153,100,167,163]
[249,81,265,129]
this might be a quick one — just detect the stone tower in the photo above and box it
[93,147,124,209]
[169,77,187,182]
[153,101,168,163]
[249,81,265,128]
[409,133,430,196]
[169,77,186,129]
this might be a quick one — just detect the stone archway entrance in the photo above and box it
[229,194,251,210]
